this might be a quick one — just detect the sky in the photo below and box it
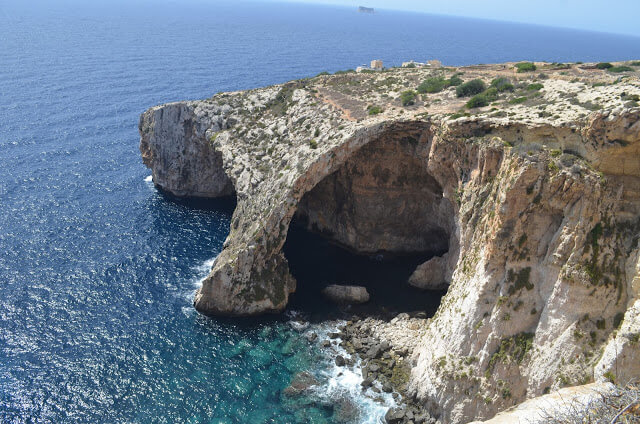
[271,0,640,37]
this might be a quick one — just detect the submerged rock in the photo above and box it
[321,285,370,304]
[283,371,318,397]
[333,397,359,423]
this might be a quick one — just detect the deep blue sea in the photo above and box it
[1,1,640,422]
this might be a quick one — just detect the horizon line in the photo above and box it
[269,0,640,39]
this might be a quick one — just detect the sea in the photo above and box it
[1,1,640,422]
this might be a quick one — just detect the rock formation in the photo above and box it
[321,285,370,304]
[140,61,640,422]
[409,253,451,290]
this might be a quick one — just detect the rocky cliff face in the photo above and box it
[139,102,235,198]
[140,62,640,422]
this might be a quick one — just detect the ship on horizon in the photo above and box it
[358,6,374,13]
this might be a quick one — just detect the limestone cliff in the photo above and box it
[140,61,640,422]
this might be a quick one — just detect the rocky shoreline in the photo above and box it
[306,312,437,423]
[339,315,435,424]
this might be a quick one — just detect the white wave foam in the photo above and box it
[194,258,216,275]
[179,257,217,303]
[192,257,216,289]
[144,175,153,183]
[310,321,396,424]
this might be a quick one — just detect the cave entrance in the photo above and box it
[283,126,455,319]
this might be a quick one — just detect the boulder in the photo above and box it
[408,253,449,290]
[322,285,370,304]
[385,406,407,423]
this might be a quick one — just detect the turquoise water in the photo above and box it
[2,0,640,422]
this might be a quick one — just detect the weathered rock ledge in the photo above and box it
[140,61,640,422]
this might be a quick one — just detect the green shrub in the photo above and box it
[334,69,355,75]
[596,62,613,69]
[484,87,499,101]
[316,71,330,77]
[516,62,537,73]
[613,312,625,329]
[456,79,486,97]
[609,66,634,73]
[400,90,417,106]
[491,77,514,92]
[367,105,383,115]
[631,61,640,66]
[417,75,464,94]
[309,139,318,149]
[509,97,528,105]
[465,87,499,108]
[603,371,616,383]
[466,94,489,108]
[527,83,544,91]
[417,77,447,94]
[448,75,464,86]
[449,112,470,119]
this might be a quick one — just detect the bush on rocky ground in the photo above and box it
[609,66,634,73]
[516,62,537,72]
[417,75,464,94]
[490,77,514,92]
[456,79,486,97]
[400,90,417,106]
[596,62,613,69]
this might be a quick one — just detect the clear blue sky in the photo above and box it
[270,0,640,37]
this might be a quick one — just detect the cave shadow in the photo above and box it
[155,186,237,214]
[283,219,447,323]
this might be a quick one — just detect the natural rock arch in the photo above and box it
[283,122,458,303]
[192,121,462,316]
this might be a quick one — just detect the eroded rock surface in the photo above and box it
[409,253,450,290]
[321,285,370,304]
[140,61,640,423]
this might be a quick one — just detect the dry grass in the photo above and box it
[537,383,640,424]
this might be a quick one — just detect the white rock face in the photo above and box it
[594,248,640,385]
[468,383,615,424]
[321,285,370,304]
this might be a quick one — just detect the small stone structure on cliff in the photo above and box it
[140,61,640,423]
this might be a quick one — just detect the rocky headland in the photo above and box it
[140,61,640,422]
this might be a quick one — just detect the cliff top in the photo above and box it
[208,60,640,127]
